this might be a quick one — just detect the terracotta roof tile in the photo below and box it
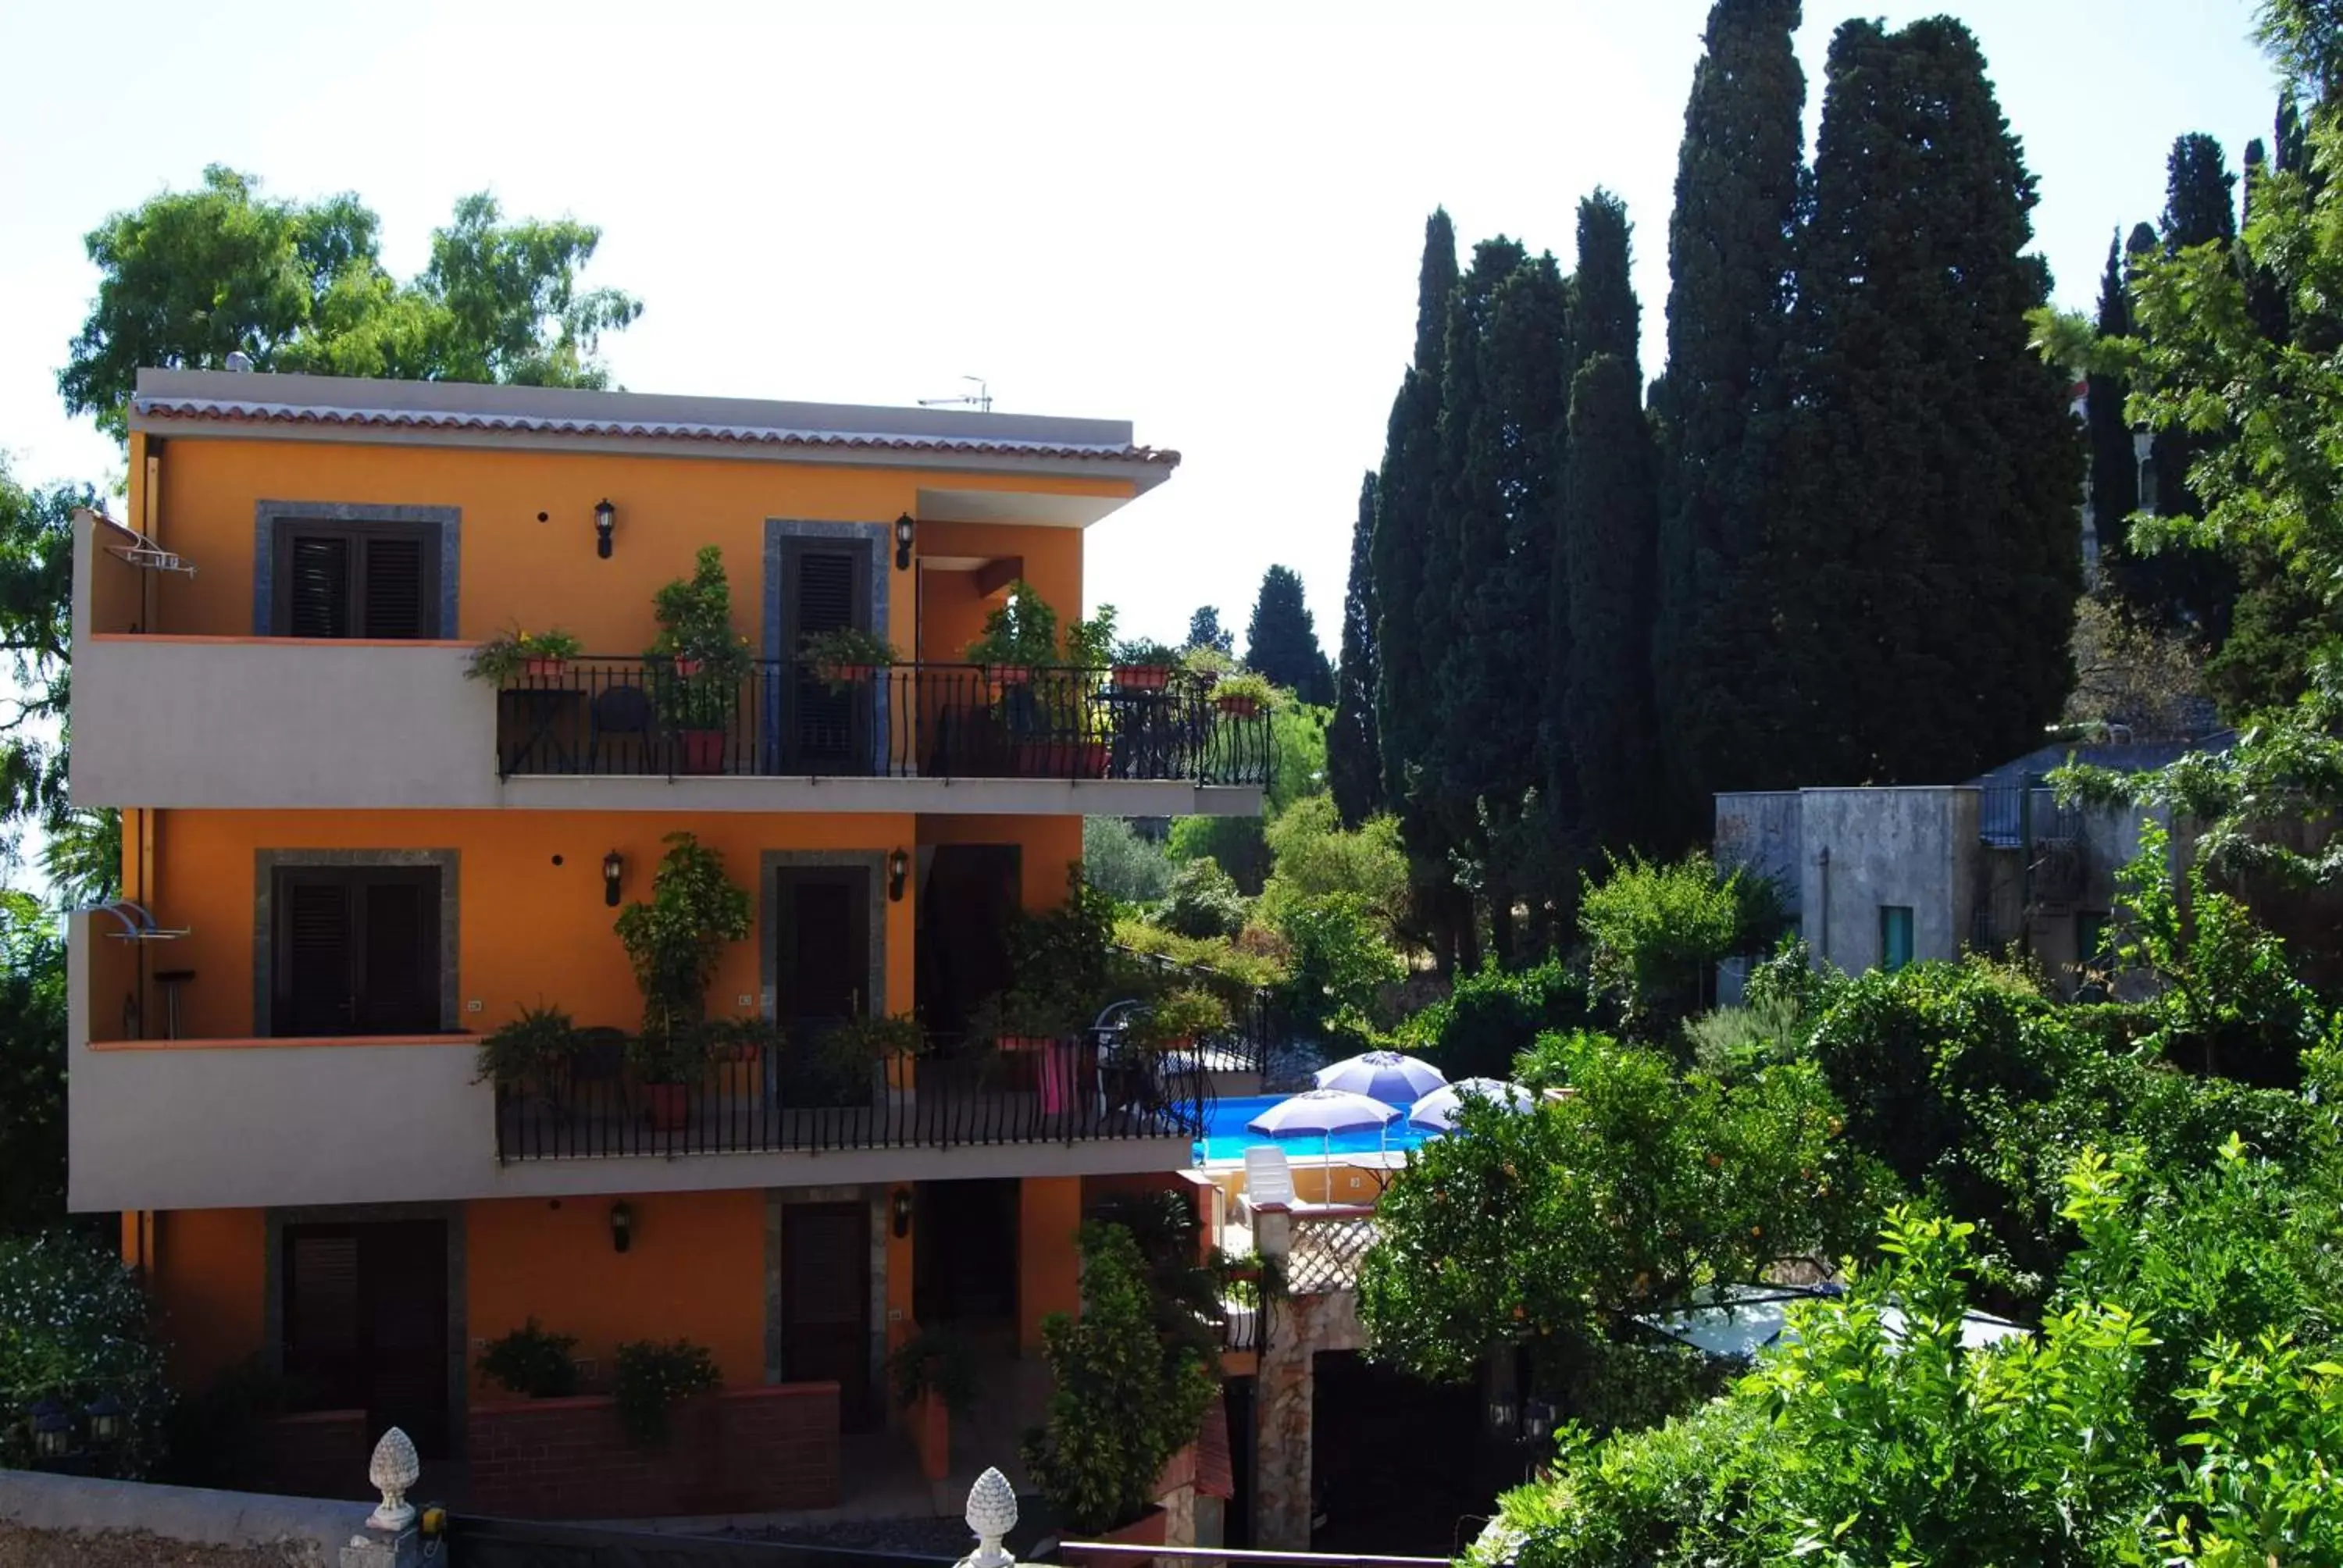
[130,395,1181,467]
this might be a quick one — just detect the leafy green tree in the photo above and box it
[1258,794,1408,933]
[1243,565,1332,706]
[1764,16,2082,788]
[2086,230,2146,597]
[1155,857,1246,940]
[61,166,640,441]
[1272,892,1406,1037]
[0,458,95,861]
[1082,817,1172,905]
[0,1230,171,1476]
[1578,850,1775,1042]
[0,896,67,1235]
[1166,814,1268,895]
[1653,0,1806,839]
[1327,472,1383,828]
[1405,954,1589,1083]
[1357,1034,1858,1384]
[1183,605,1233,657]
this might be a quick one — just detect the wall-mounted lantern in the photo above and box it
[84,1392,125,1448]
[1485,1396,1517,1438]
[893,513,915,572]
[888,848,910,903]
[30,1398,73,1460]
[1522,1398,1555,1443]
[603,850,625,907]
[594,499,617,559]
[892,1187,913,1238]
[610,1200,633,1253]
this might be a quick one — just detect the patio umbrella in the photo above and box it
[1407,1078,1534,1134]
[1247,1087,1402,1166]
[1314,1049,1447,1104]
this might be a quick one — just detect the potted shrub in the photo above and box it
[1022,1224,1215,1546]
[476,1319,581,1399]
[800,625,900,691]
[886,1326,979,1482]
[1182,644,1233,689]
[1111,638,1182,692]
[612,1338,721,1448]
[1211,668,1275,718]
[965,579,1061,688]
[472,1003,580,1103]
[647,546,750,774]
[830,1011,928,1060]
[468,626,585,682]
[615,833,754,1131]
[1123,987,1229,1055]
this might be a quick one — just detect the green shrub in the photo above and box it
[1112,917,1288,991]
[0,1231,170,1477]
[1410,956,1590,1082]
[1682,995,1808,1082]
[1274,893,1404,1035]
[1166,814,1269,893]
[1579,851,1780,1041]
[476,1318,581,1399]
[1258,796,1409,931]
[1156,857,1247,939]
[886,1326,980,1416]
[612,1338,720,1447]
[1083,817,1173,903]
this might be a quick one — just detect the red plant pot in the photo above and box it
[988,665,1034,688]
[679,729,727,774]
[672,657,704,678]
[916,1393,950,1482]
[1215,694,1260,717]
[816,661,876,684]
[522,657,570,678]
[644,1082,690,1131]
[1112,665,1172,690]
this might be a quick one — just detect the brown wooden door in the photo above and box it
[780,1202,872,1430]
[282,1220,449,1456]
[780,541,871,772]
[773,868,872,1106]
[271,868,440,1037]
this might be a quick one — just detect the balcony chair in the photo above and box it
[587,683,656,774]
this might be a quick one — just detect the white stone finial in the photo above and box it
[961,1466,1018,1568]
[366,1427,419,1531]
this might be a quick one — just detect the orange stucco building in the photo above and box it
[66,369,1263,1479]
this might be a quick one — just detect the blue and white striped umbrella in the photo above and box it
[1314,1050,1447,1104]
[1246,1088,1403,1138]
[1407,1078,1534,1133]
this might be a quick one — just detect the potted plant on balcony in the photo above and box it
[1122,987,1229,1056]
[468,626,586,683]
[964,579,1061,690]
[886,1325,979,1482]
[1111,637,1181,692]
[1211,668,1274,718]
[476,1319,582,1399]
[647,546,750,774]
[800,625,900,693]
[615,832,753,1131]
[473,1003,581,1108]
[1181,644,1232,689]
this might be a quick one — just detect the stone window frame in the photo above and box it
[763,519,892,773]
[252,501,462,636]
[252,849,462,1036]
[763,1186,891,1394]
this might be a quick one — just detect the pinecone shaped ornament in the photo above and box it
[961,1466,1018,1568]
[366,1426,420,1531]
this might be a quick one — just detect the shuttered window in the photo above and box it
[272,521,440,638]
[270,867,442,1036]
[782,543,870,767]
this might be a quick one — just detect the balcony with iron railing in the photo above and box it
[490,657,1272,787]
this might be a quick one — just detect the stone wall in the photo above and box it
[1253,1291,1364,1551]
[0,1470,380,1568]
[466,1382,840,1519]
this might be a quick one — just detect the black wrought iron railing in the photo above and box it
[492,658,1273,786]
[493,1039,1211,1163]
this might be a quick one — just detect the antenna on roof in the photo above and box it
[918,376,992,413]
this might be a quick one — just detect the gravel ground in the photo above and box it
[722,1514,981,1557]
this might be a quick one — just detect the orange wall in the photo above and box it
[466,1189,767,1395]
[914,521,1086,664]
[144,438,1114,654]
[918,814,1082,911]
[1018,1176,1084,1354]
[135,808,930,1041]
[148,1207,267,1387]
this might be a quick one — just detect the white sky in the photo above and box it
[0,1,2283,651]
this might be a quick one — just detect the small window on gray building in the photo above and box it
[1880,905,1915,972]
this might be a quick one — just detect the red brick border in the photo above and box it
[254,1409,371,1501]
[467,1383,840,1520]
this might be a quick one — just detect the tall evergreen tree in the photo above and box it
[1328,472,1384,827]
[1434,241,1569,961]
[2088,231,2143,595]
[1183,606,1234,656]
[1763,16,2083,786]
[1559,194,1663,861]
[1653,0,1806,836]
[1372,211,1472,969]
[1244,565,1333,704]
[2160,133,2240,252]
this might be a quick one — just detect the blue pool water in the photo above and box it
[1193,1093,1436,1164]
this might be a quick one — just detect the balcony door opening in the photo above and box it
[270,866,442,1038]
[772,865,873,1107]
[280,1219,450,1457]
[779,1201,876,1431]
[912,1178,1019,1348]
[914,845,1019,1054]
[777,539,873,775]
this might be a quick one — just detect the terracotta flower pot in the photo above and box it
[816,661,876,685]
[522,656,570,678]
[988,664,1034,688]
[672,657,704,678]
[679,729,726,773]
[1112,665,1172,690]
[1215,694,1260,717]
[644,1082,690,1131]
[1065,1507,1168,1568]
[916,1392,951,1482]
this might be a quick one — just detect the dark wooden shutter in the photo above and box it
[781,1203,872,1427]
[287,536,352,639]
[786,547,867,768]
[358,535,427,639]
[358,876,437,1033]
[279,878,355,1036]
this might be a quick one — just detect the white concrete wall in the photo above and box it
[1796,788,1975,972]
[1714,791,1804,917]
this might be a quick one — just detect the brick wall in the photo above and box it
[253,1409,371,1502]
[467,1383,840,1520]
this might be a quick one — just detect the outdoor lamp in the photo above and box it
[887,848,910,902]
[594,498,616,559]
[84,1392,125,1447]
[1485,1396,1517,1438]
[609,1200,633,1254]
[893,1187,913,1238]
[602,850,624,907]
[1522,1399,1555,1443]
[30,1398,72,1460]
[893,513,915,571]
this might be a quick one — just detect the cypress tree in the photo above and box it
[1569,190,1639,372]
[1328,471,1383,827]
[1183,606,1233,655]
[1243,565,1333,704]
[2088,232,2142,594]
[1764,16,2083,786]
[2161,133,2240,251]
[1653,0,1806,835]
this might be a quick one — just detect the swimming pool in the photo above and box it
[1193,1092,1437,1164]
